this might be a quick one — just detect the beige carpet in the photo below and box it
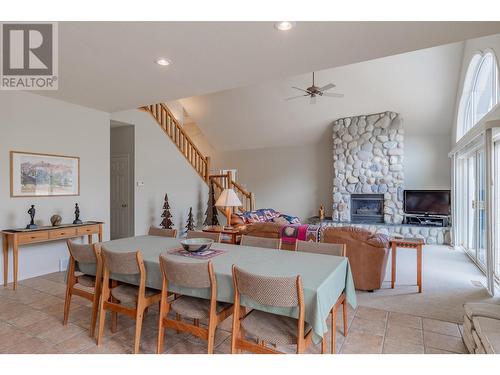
[356,245,500,323]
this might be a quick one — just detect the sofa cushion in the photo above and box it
[464,302,500,320]
[462,324,476,353]
[472,316,500,354]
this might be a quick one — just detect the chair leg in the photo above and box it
[342,299,348,336]
[175,313,181,334]
[157,318,166,354]
[89,293,99,338]
[134,308,144,354]
[321,336,327,354]
[63,289,72,325]
[207,322,216,354]
[96,299,106,346]
[111,311,118,333]
[331,308,337,354]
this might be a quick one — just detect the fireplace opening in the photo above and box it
[350,194,384,224]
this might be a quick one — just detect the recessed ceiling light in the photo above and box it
[274,21,295,31]
[156,57,171,66]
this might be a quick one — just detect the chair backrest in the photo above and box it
[159,255,212,289]
[148,226,177,238]
[232,265,300,307]
[67,240,97,264]
[186,230,221,242]
[102,247,140,275]
[240,235,281,250]
[295,240,346,257]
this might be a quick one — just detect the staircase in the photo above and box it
[140,103,255,212]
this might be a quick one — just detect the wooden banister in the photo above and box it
[141,102,255,212]
[141,103,210,182]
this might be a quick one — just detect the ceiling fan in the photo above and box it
[286,72,344,104]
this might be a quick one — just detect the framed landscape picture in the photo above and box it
[10,151,80,197]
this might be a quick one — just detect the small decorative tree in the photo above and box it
[160,194,174,229]
[203,182,220,227]
[184,207,195,234]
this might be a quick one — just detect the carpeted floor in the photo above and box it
[357,245,500,323]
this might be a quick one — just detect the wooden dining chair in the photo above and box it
[231,265,316,354]
[148,226,178,238]
[240,235,281,250]
[295,240,348,353]
[186,230,221,242]
[63,240,102,337]
[97,248,161,353]
[157,256,233,354]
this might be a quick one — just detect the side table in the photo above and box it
[202,226,240,244]
[389,238,425,293]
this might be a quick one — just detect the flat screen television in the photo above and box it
[403,190,451,215]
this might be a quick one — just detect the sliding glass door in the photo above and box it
[457,149,487,270]
[495,141,500,279]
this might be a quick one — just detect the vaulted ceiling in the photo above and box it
[181,41,466,151]
[36,21,500,112]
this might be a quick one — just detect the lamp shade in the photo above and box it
[215,188,242,207]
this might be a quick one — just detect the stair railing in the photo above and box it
[141,103,255,213]
[141,103,211,182]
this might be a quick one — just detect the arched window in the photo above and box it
[457,51,499,141]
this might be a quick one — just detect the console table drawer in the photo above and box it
[77,225,99,235]
[48,228,77,239]
[18,232,49,244]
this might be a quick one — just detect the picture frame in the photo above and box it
[10,151,80,197]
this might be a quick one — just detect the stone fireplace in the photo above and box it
[332,111,405,224]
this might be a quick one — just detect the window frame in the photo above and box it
[457,50,499,141]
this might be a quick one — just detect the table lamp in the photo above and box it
[215,188,242,229]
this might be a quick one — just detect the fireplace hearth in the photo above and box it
[350,194,384,223]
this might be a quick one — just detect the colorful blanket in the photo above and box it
[280,224,321,245]
[235,208,300,225]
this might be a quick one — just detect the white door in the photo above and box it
[111,155,132,239]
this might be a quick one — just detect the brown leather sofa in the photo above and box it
[237,222,296,250]
[321,226,390,291]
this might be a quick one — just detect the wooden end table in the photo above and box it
[389,238,424,293]
[202,226,240,244]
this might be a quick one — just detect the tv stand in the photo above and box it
[404,214,449,227]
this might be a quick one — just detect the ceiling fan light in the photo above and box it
[274,21,295,31]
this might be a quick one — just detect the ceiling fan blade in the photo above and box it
[310,96,317,105]
[318,83,335,91]
[285,94,309,101]
[323,92,344,98]
[292,86,310,94]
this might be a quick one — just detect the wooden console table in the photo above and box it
[2,221,103,290]
[390,238,424,293]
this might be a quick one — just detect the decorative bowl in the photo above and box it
[180,238,214,252]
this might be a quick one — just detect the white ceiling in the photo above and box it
[181,42,465,151]
[36,21,500,112]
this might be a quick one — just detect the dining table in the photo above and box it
[79,235,357,344]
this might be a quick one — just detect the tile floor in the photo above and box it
[0,272,468,354]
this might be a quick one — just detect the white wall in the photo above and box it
[218,133,333,221]
[452,33,500,144]
[0,91,110,285]
[405,134,451,190]
[110,110,209,235]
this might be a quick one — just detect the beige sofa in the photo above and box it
[463,302,500,354]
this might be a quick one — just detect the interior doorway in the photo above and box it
[110,121,135,239]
